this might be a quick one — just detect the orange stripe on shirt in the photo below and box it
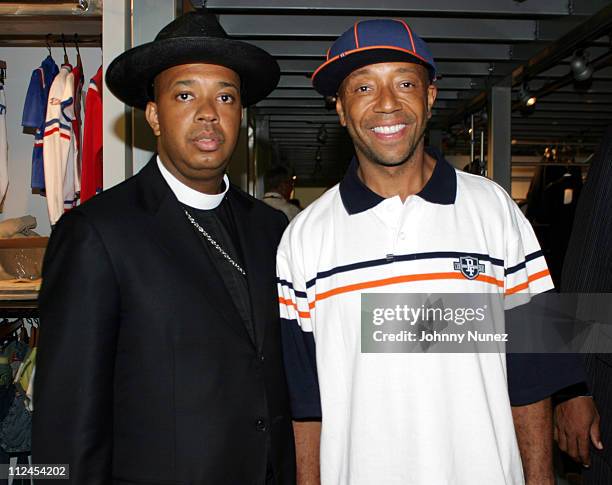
[278,297,311,319]
[311,272,504,308]
[505,269,551,295]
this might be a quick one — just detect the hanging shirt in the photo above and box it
[21,55,59,191]
[43,64,77,225]
[71,60,84,198]
[0,83,8,204]
[80,66,102,203]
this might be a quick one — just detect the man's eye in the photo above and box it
[356,85,371,93]
[176,93,193,101]
[400,81,415,88]
[218,94,235,103]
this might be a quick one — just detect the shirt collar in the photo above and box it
[339,147,457,215]
[156,156,229,210]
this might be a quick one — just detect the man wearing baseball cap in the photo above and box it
[34,10,295,484]
[277,19,585,484]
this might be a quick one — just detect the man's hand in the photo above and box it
[554,396,603,467]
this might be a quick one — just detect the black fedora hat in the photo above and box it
[106,10,280,109]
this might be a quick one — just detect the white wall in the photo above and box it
[446,154,538,200]
[131,0,177,174]
[0,47,103,236]
[294,187,328,208]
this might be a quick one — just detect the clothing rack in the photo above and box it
[0,302,38,319]
[0,34,101,49]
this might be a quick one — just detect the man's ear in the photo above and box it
[145,101,161,136]
[336,95,346,127]
[426,84,437,120]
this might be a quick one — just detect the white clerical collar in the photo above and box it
[157,156,229,210]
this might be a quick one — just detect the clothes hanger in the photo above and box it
[74,33,82,68]
[18,325,28,344]
[45,33,52,58]
[61,33,69,65]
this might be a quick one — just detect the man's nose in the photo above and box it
[195,98,219,123]
[373,84,401,114]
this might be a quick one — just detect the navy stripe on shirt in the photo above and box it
[304,251,506,288]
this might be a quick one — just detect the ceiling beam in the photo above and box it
[208,0,608,17]
[276,58,517,76]
[256,98,326,107]
[443,2,612,127]
[220,15,542,41]
[511,111,612,120]
[250,39,517,60]
[269,115,340,122]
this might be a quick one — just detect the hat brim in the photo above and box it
[106,36,280,109]
[312,47,435,97]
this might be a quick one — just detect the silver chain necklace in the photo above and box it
[184,209,247,276]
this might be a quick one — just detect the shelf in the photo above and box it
[0,237,48,249]
[0,0,101,48]
[0,299,38,318]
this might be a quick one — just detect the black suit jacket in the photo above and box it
[561,127,612,482]
[33,158,296,485]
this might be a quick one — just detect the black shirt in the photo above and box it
[183,198,255,343]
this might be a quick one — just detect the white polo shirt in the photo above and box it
[276,150,555,485]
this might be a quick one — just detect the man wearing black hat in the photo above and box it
[33,11,295,485]
[277,19,585,485]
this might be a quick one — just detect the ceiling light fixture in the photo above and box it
[317,125,328,144]
[519,84,537,107]
[570,51,593,82]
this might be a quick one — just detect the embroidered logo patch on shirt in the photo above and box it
[453,256,485,280]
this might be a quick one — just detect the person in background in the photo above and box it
[263,165,301,221]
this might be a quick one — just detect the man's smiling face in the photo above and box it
[336,62,437,168]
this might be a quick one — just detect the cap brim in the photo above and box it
[312,47,435,97]
[106,36,280,109]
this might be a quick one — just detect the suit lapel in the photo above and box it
[137,158,253,344]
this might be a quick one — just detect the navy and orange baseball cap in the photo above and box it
[312,19,436,97]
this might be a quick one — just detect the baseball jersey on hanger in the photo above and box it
[71,60,84,196]
[21,55,59,191]
[43,64,78,225]
[81,66,103,203]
